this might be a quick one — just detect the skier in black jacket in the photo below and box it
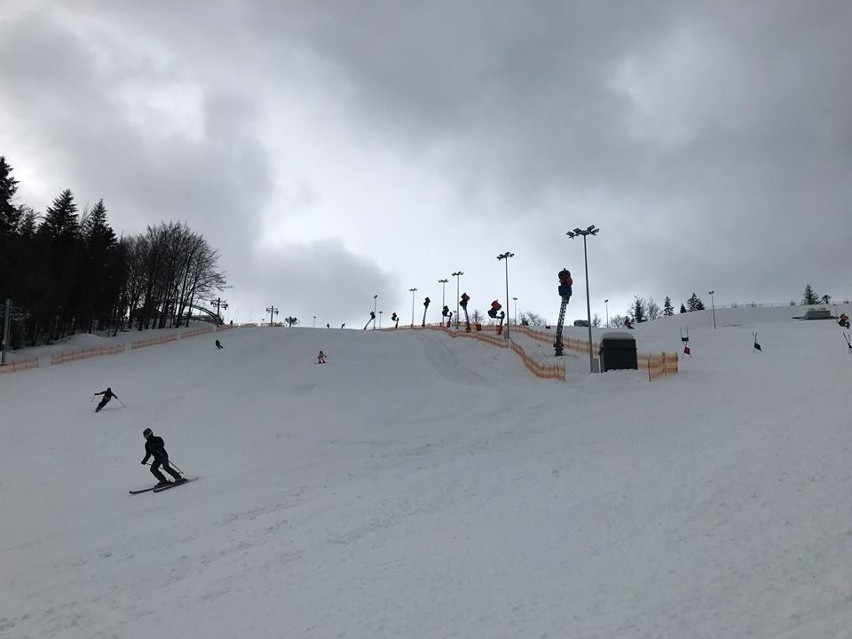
[93,387,118,413]
[141,428,184,487]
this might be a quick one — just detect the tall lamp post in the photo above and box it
[567,225,600,373]
[708,290,716,329]
[313,315,316,328]
[513,297,518,325]
[378,310,383,329]
[373,294,378,329]
[604,299,609,328]
[451,271,463,329]
[438,278,448,311]
[409,288,417,327]
[497,252,514,339]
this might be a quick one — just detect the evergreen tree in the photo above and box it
[0,156,21,239]
[663,296,674,316]
[802,285,820,305]
[687,293,705,311]
[0,157,21,302]
[38,189,82,339]
[80,199,119,331]
[679,303,687,314]
[631,295,647,323]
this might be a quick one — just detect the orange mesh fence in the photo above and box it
[131,334,178,349]
[51,344,126,366]
[181,326,216,339]
[0,356,39,374]
[432,325,565,381]
[639,352,679,381]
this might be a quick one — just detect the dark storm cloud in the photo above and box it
[3,0,851,325]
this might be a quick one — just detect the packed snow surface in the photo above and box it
[2,304,852,638]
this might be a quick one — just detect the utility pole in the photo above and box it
[266,305,279,325]
[210,297,228,324]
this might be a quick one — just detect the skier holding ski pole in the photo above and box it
[93,387,120,413]
[141,428,184,487]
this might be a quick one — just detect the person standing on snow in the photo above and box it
[141,428,184,487]
[215,339,224,349]
[317,350,327,364]
[93,387,119,413]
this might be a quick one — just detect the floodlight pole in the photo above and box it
[604,299,609,329]
[567,225,599,373]
[709,291,716,329]
[497,252,514,339]
[452,271,463,329]
[513,297,518,325]
[373,294,378,329]
[438,278,448,310]
[409,288,417,327]
[313,315,316,328]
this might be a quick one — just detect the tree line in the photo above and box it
[0,156,226,349]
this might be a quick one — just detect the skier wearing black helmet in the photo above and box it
[141,428,184,487]
[93,387,119,413]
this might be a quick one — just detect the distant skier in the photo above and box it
[839,313,850,329]
[317,350,327,364]
[215,339,224,349]
[93,387,119,413]
[624,318,634,329]
[141,428,184,487]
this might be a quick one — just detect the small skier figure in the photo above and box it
[93,387,118,413]
[215,339,224,349]
[624,318,634,329]
[317,350,327,364]
[141,428,183,487]
[839,313,850,329]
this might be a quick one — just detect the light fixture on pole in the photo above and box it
[451,271,463,329]
[604,299,609,328]
[313,315,316,328]
[567,225,600,373]
[438,278,448,310]
[497,252,514,339]
[513,297,518,325]
[709,290,716,329]
[409,288,417,327]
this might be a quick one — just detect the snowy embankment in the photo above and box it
[1,307,852,637]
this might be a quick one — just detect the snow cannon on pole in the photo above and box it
[460,292,471,332]
[554,268,573,356]
[488,300,505,335]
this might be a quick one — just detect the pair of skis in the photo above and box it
[129,477,195,495]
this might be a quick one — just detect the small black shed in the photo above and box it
[599,331,638,372]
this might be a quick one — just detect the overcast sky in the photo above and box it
[1,1,850,327]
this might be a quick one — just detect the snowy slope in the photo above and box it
[2,308,852,638]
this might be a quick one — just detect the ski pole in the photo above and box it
[91,394,96,403]
[117,398,126,408]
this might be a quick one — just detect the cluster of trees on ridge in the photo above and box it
[0,156,226,349]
